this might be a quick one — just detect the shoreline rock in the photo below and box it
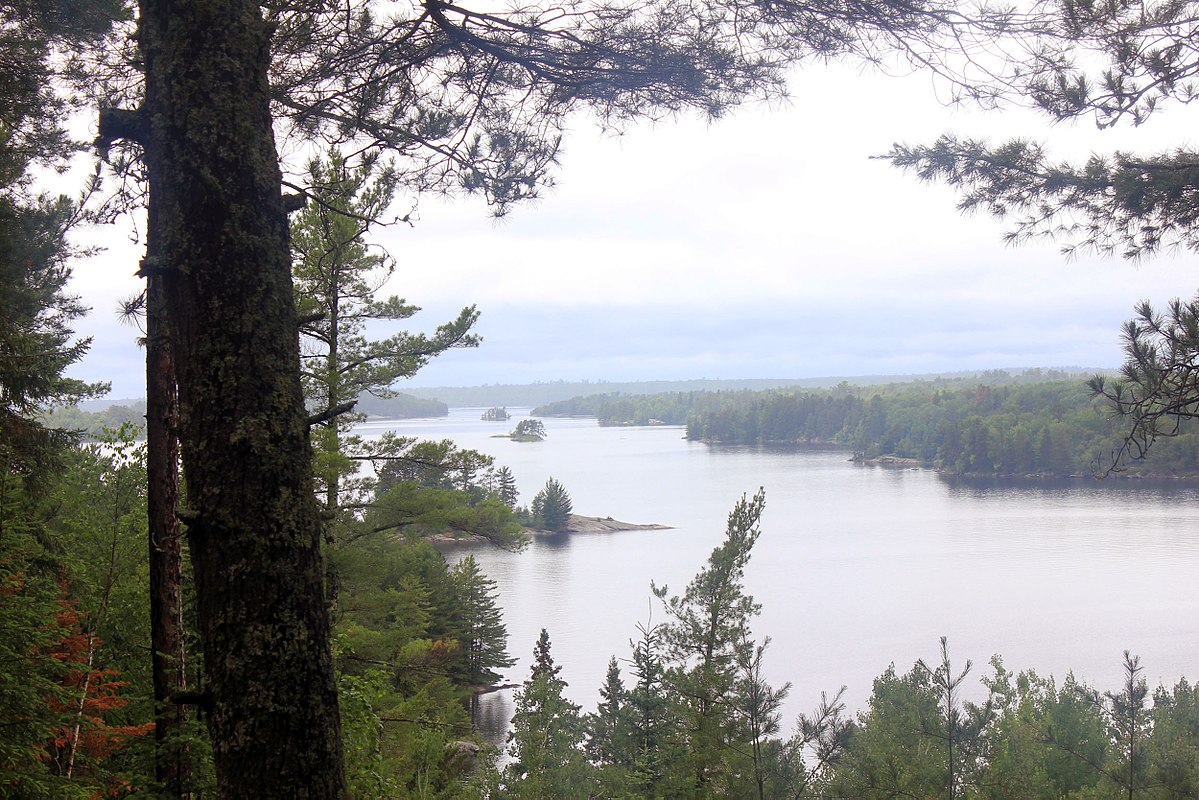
[430,514,672,544]
[557,514,672,534]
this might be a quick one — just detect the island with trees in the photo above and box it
[503,418,548,442]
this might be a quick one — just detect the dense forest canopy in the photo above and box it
[535,370,1199,478]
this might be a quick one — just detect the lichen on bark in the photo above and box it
[137,1,347,795]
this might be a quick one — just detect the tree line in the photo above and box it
[539,373,1199,478]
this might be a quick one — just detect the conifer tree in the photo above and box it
[585,656,639,795]
[531,478,573,532]
[293,148,480,512]
[652,489,767,793]
[448,555,514,690]
[736,636,791,800]
[495,466,519,508]
[915,637,995,800]
[503,629,593,798]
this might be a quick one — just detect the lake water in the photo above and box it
[357,407,1199,741]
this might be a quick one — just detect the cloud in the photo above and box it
[63,62,1199,399]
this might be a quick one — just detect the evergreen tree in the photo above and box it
[585,656,639,795]
[880,8,1199,471]
[914,637,995,800]
[495,466,519,508]
[0,1,114,476]
[531,478,573,532]
[975,661,1106,799]
[368,438,526,548]
[0,4,127,793]
[652,488,768,795]
[736,636,791,800]
[1148,678,1199,797]
[826,663,949,798]
[0,483,75,797]
[624,620,682,795]
[586,657,634,763]
[448,555,514,689]
[829,644,997,800]
[293,148,480,513]
[502,629,594,798]
[1093,652,1153,799]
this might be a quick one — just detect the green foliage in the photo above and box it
[494,466,518,508]
[828,662,959,798]
[339,669,400,798]
[977,662,1105,799]
[651,488,770,796]
[529,372,1193,478]
[0,0,118,483]
[448,555,514,688]
[737,637,791,800]
[825,647,1186,800]
[535,391,715,426]
[881,1,1199,260]
[1148,678,1199,797]
[1091,652,1153,798]
[404,378,821,408]
[352,392,449,420]
[482,496,1199,800]
[292,148,479,511]
[581,656,640,794]
[623,620,686,796]
[501,630,595,798]
[681,375,1199,477]
[368,436,527,549]
[1091,298,1199,474]
[0,470,74,798]
[509,418,546,441]
[0,426,158,797]
[531,478,573,532]
[481,407,510,422]
[41,402,147,440]
[330,533,511,795]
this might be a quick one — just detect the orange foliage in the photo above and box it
[41,581,153,768]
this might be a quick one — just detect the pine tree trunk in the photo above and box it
[146,262,188,794]
[138,1,346,795]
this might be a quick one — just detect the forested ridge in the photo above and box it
[537,371,1199,478]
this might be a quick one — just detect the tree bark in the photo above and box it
[145,262,188,794]
[138,1,346,795]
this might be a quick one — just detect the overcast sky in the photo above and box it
[65,62,1199,400]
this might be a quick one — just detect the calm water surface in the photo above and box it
[359,408,1199,739]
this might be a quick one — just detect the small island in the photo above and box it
[495,418,546,441]
[481,406,510,421]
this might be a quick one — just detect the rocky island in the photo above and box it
[550,514,672,534]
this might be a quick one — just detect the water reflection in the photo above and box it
[941,472,1199,501]
[472,691,513,750]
